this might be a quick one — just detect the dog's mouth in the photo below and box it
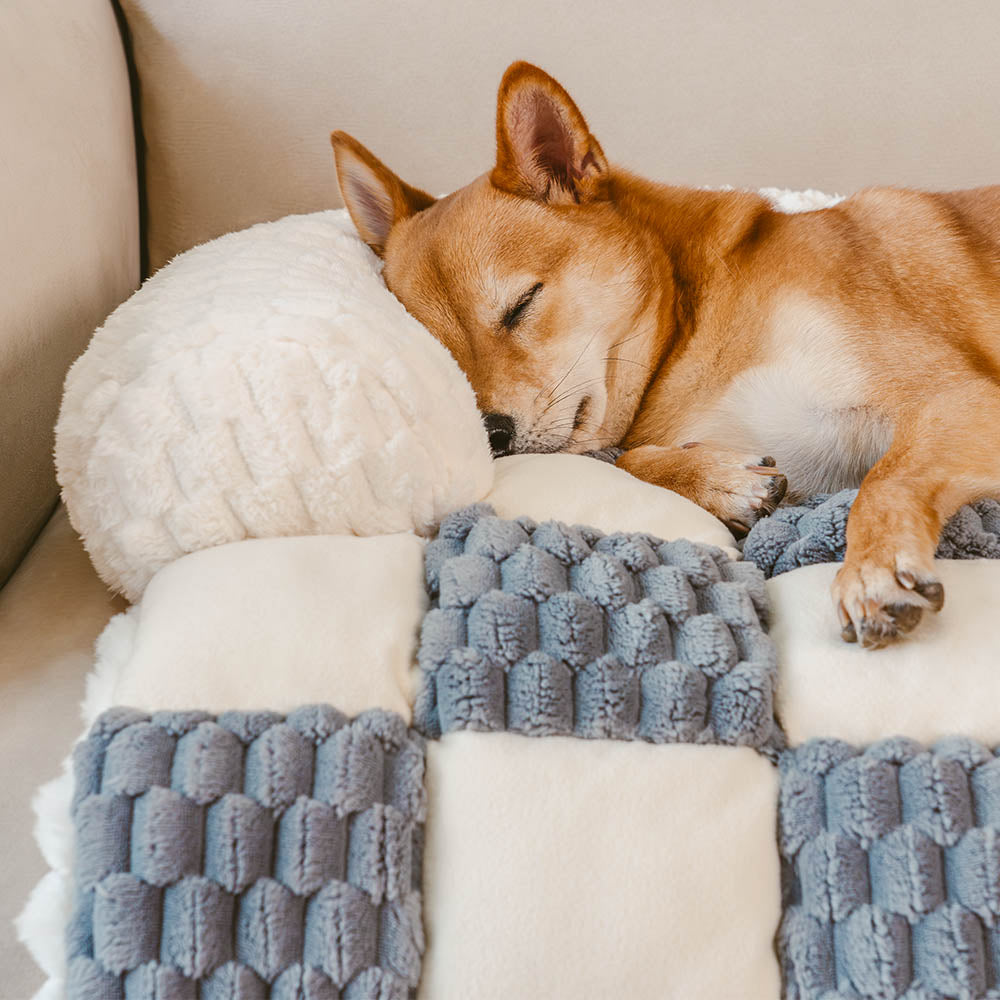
[515,392,598,455]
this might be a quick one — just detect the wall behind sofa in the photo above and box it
[119,0,1000,274]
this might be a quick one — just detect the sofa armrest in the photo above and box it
[0,0,140,586]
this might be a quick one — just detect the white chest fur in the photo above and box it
[678,297,893,499]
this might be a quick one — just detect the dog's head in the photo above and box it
[332,62,659,456]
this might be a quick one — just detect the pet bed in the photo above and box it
[22,507,1000,999]
[20,202,1000,1000]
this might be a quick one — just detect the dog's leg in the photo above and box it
[616,443,788,536]
[834,381,1000,649]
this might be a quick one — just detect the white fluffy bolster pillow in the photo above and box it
[55,211,495,600]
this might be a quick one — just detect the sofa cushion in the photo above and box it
[0,506,125,997]
[0,0,139,586]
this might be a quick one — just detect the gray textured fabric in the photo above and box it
[744,489,1000,578]
[68,706,425,999]
[779,737,1000,1000]
[582,446,624,464]
[414,504,783,753]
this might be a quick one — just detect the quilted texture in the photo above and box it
[744,489,1000,578]
[414,504,782,752]
[66,706,426,999]
[55,209,493,600]
[779,737,1000,1000]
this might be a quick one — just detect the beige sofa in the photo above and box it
[4,1,1000,993]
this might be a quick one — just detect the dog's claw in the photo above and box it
[679,445,788,535]
[896,569,944,610]
[765,474,788,508]
[724,518,752,538]
[857,601,923,649]
[859,616,896,649]
[914,579,945,611]
[851,601,926,649]
[746,472,788,516]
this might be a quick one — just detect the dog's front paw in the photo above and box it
[832,554,944,649]
[615,442,788,536]
[684,443,788,537]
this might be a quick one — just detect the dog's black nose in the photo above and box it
[483,413,515,457]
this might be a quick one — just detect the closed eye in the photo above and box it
[501,282,543,330]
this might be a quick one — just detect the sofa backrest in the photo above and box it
[0,0,139,586]
[118,0,1000,275]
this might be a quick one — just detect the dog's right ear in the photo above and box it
[331,131,436,256]
[492,62,609,205]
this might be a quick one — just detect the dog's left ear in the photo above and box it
[491,62,609,205]
[331,131,436,256]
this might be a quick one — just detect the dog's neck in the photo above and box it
[611,169,770,337]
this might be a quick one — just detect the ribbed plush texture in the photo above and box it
[744,489,1000,578]
[414,504,782,753]
[67,706,426,999]
[779,737,1000,1000]
[54,209,493,601]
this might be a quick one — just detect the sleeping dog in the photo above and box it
[331,61,1000,649]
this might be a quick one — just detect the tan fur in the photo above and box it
[332,61,1000,649]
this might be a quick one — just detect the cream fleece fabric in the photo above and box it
[55,209,494,601]
[421,732,781,1000]
[770,559,1000,745]
[111,533,426,718]
[487,452,738,557]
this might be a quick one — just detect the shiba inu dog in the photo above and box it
[331,61,1000,649]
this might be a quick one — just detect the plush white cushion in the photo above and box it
[487,453,738,557]
[55,209,494,601]
[105,533,426,719]
[771,559,1000,746]
[421,732,780,1000]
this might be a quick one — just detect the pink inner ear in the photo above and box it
[346,171,393,244]
[509,89,577,191]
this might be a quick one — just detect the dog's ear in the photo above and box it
[491,62,609,205]
[331,131,436,255]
